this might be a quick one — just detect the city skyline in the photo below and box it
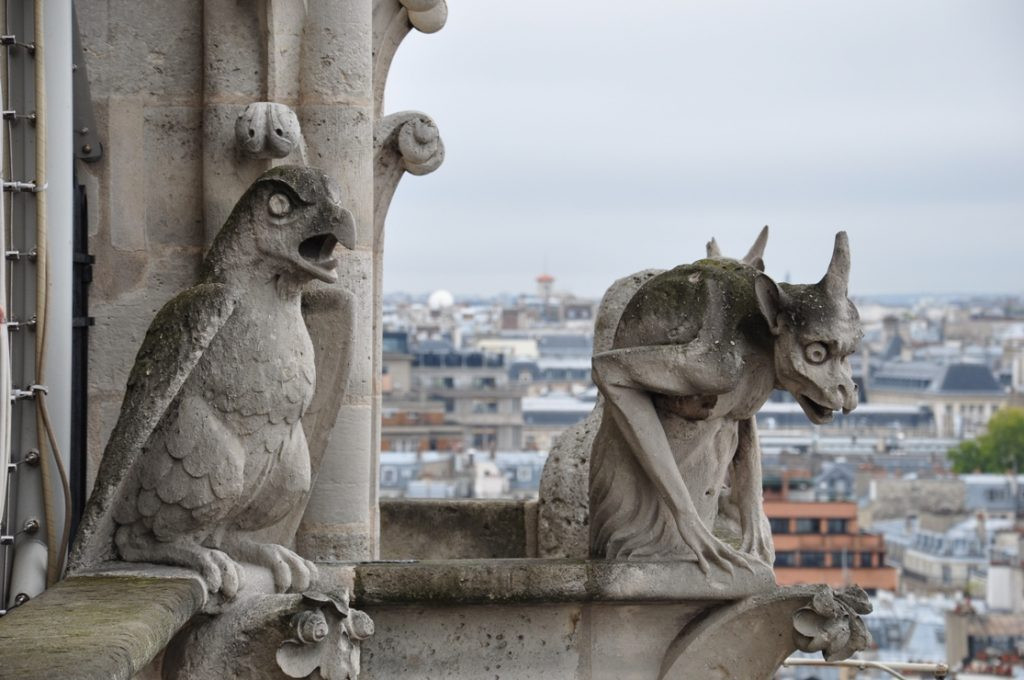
[383,281,1024,304]
[382,1,1024,299]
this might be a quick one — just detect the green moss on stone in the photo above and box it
[614,260,771,350]
[0,575,203,680]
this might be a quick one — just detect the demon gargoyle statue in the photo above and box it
[590,230,861,575]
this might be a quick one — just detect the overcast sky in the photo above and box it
[383,1,1024,299]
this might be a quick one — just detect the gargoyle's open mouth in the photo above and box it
[796,394,835,424]
[297,233,339,282]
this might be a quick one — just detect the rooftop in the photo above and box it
[871,361,1004,395]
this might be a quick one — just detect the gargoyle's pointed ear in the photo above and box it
[742,225,769,271]
[706,238,722,258]
[820,231,851,298]
[755,273,785,335]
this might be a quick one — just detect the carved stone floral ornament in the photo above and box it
[277,591,375,679]
[158,582,373,680]
[792,585,873,661]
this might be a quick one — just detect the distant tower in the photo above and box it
[537,273,555,322]
[536,273,554,299]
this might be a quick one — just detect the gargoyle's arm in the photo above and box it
[591,343,742,397]
[592,344,748,574]
[593,272,743,398]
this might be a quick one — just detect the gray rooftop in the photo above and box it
[871,361,1004,395]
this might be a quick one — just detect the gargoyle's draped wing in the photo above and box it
[68,283,238,571]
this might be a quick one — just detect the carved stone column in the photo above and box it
[367,4,446,562]
[294,0,446,561]
[197,0,447,564]
[288,0,378,562]
[202,0,308,245]
[202,0,262,243]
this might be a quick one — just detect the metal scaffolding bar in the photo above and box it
[783,657,950,679]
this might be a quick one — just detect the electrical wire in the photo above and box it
[37,393,68,582]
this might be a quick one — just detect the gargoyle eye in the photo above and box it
[268,192,292,217]
[804,342,828,365]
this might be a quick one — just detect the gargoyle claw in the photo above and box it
[681,522,755,577]
[200,549,243,598]
[254,543,318,593]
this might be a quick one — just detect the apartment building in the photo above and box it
[766,499,899,592]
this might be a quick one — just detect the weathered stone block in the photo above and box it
[380,499,532,560]
[0,571,204,680]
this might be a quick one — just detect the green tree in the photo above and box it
[948,407,1024,473]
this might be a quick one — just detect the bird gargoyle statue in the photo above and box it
[590,229,862,576]
[69,165,356,599]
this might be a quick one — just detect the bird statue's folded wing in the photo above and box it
[69,283,239,571]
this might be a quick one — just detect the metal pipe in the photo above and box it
[0,0,12,609]
[783,657,950,679]
[6,536,44,606]
[0,0,10,549]
[4,0,49,607]
[5,0,73,597]
[31,0,59,587]
[35,0,72,585]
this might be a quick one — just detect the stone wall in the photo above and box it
[379,499,536,559]
[77,0,207,489]
[75,0,395,560]
[361,602,703,680]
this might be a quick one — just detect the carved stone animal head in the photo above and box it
[203,165,357,285]
[754,232,862,424]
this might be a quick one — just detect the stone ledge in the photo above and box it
[380,498,534,560]
[0,567,204,680]
[340,558,776,606]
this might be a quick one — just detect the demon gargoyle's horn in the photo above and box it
[742,225,769,271]
[821,231,851,297]
[706,238,722,258]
